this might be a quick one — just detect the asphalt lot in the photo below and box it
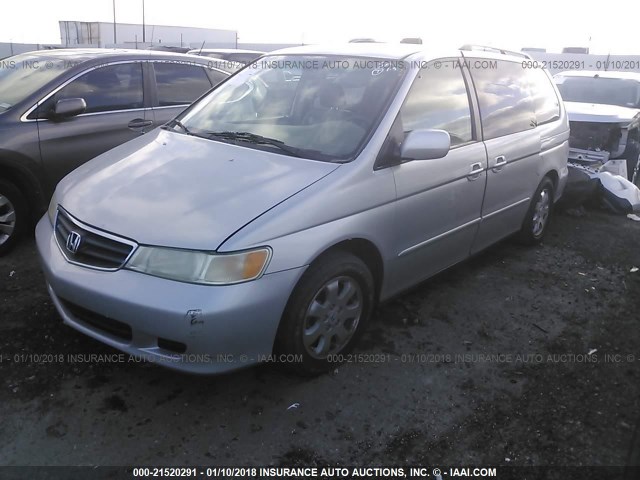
[0,209,639,468]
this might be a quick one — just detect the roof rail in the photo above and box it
[459,44,531,59]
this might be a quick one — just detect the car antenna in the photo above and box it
[198,40,205,55]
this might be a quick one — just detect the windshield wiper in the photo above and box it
[164,119,193,136]
[205,131,306,157]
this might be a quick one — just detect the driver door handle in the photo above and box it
[128,118,154,130]
[467,162,483,181]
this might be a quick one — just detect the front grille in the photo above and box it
[54,208,135,270]
[569,121,621,152]
[60,298,132,341]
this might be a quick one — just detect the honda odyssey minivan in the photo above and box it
[36,44,569,374]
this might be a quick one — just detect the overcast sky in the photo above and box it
[2,0,639,54]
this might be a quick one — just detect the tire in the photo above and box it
[275,251,375,375]
[0,179,28,256]
[517,177,554,246]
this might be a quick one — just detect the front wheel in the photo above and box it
[0,179,28,256]
[275,251,375,375]
[517,177,554,245]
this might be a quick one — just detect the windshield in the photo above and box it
[555,76,640,109]
[0,53,69,112]
[177,55,406,161]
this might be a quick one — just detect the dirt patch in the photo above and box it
[0,210,639,467]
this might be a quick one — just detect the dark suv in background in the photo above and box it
[0,49,230,254]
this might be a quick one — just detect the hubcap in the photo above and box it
[302,275,363,359]
[532,188,551,237]
[0,194,17,246]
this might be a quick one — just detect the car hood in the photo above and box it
[564,101,640,124]
[56,129,339,250]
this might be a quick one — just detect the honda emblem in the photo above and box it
[66,231,82,254]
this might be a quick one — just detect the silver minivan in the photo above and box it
[36,44,569,374]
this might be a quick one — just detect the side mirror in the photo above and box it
[400,129,451,161]
[53,98,86,118]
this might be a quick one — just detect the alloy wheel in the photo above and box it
[0,194,17,246]
[532,187,551,237]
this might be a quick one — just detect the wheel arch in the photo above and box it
[271,236,384,366]
[0,154,47,223]
[542,169,559,202]
[310,238,384,304]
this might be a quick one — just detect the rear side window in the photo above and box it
[399,61,473,146]
[153,63,213,106]
[470,60,536,139]
[527,68,560,125]
[56,63,144,113]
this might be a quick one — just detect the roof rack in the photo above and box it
[459,44,531,59]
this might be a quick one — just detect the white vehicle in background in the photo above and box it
[554,70,640,184]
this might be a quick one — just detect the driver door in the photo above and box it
[36,61,153,189]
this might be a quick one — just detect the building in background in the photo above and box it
[59,20,237,49]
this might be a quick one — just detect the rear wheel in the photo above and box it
[517,177,554,245]
[0,179,28,256]
[275,251,375,375]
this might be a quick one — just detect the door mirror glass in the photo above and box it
[53,98,86,118]
[401,129,451,160]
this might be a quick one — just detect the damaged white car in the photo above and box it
[554,70,640,184]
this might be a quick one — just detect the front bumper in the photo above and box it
[35,216,305,374]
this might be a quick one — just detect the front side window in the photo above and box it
[55,63,144,113]
[177,56,406,161]
[471,60,536,140]
[399,61,473,146]
[153,63,213,106]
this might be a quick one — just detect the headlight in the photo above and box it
[126,246,271,285]
[47,193,58,226]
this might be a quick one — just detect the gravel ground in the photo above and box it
[0,209,639,472]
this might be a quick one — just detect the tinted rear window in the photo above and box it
[154,63,213,106]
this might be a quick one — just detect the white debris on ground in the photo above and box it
[568,162,640,214]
